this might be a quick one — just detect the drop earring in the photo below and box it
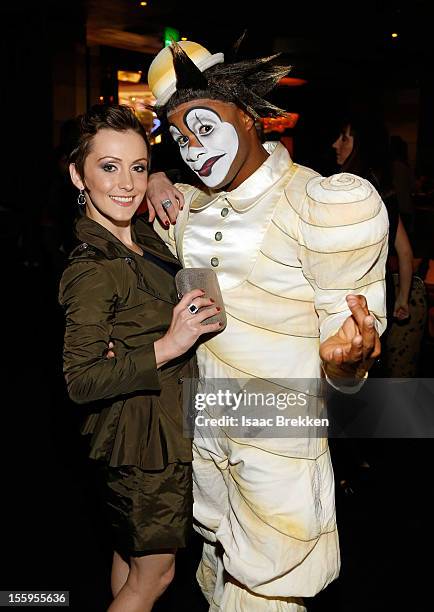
[77,189,86,207]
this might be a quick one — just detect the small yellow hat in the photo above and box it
[148,41,224,106]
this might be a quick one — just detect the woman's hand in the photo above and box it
[154,289,222,367]
[393,294,410,320]
[146,172,184,226]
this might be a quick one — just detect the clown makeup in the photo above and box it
[169,106,239,189]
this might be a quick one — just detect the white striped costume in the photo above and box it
[155,142,388,611]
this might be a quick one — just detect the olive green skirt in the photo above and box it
[98,461,193,557]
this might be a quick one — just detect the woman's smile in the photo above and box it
[109,194,135,206]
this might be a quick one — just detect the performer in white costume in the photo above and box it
[145,40,388,611]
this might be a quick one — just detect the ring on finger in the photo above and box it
[187,303,199,315]
[161,199,173,210]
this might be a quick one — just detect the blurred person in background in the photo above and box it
[390,134,416,238]
[330,114,424,497]
[332,115,413,328]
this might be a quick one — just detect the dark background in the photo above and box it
[1,1,434,610]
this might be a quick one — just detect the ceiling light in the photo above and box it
[117,70,142,83]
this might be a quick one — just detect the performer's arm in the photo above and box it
[298,173,389,390]
[146,171,184,224]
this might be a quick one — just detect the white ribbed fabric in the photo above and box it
[154,142,388,609]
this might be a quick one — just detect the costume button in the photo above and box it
[178,378,184,384]
[215,231,222,241]
[221,207,229,217]
[211,257,219,267]
[124,257,132,264]
[79,242,88,250]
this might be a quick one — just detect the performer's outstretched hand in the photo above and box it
[320,294,381,383]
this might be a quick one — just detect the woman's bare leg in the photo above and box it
[107,551,175,612]
[111,551,130,597]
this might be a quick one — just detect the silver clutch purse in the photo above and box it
[175,268,227,329]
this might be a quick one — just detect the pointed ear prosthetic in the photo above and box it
[148,41,224,106]
[170,40,209,92]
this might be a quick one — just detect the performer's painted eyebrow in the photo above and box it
[195,112,205,126]
[183,106,223,128]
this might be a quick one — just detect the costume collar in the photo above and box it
[190,142,293,213]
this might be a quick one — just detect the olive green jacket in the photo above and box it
[59,215,194,470]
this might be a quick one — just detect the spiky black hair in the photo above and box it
[153,39,291,126]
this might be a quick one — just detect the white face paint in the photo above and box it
[169,106,239,188]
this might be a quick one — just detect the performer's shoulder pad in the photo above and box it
[303,172,384,227]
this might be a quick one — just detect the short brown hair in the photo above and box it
[69,104,150,178]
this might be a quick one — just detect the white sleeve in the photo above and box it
[298,172,389,343]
